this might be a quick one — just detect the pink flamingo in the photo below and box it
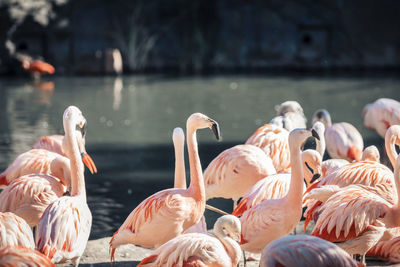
[0,212,35,248]
[245,123,290,173]
[260,234,364,267]
[109,113,220,261]
[232,149,322,217]
[303,125,400,264]
[363,98,400,138]
[204,144,276,209]
[0,137,97,188]
[138,215,241,267]
[36,106,92,265]
[32,135,65,155]
[313,109,364,162]
[0,246,55,267]
[239,128,320,253]
[368,234,400,263]
[270,100,307,131]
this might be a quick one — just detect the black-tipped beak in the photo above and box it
[311,129,320,140]
[211,122,220,141]
[310,173,321,183]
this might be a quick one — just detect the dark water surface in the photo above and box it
[0,74,399,239]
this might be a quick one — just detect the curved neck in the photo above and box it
[186,125,205,202]
[395,156,400,207]
[174,141,186,189]
[286,144,304,205]
[64,122,86,198]
[316,135,326,159]
[214,227,241,266]
[385,133,397,169]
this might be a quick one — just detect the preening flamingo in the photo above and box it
[303,125,400,264]
[109,113,220,261]
[239,128,319,253]
[0,134,97,188]
[36,106,92,266]
[260,234,364,267]
[138,215,242,267]
[363,98,400,138]
[204,144,276,209]
[0,212,35,248]
[232,149,322,217]
[0,246,55,267]
[313,109,364,162]
[245,123,290,172]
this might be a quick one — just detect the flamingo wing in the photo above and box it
[0,212,35,248]
[138,233,229,267]
[312,186,390,242]
[0,246,55,266]
[245,123,290,172]
[0,174,65,227]
[32,135,65,156]
[0,149,59,186]
[368,235,400,263]
[36,196,92,263]
[233,173,291,217]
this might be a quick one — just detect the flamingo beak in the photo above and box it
[311,129,320,140]
[81,152,97,174]
[310,173,321,183]
[211,121,221,141]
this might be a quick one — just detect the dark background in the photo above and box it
[1,0,400,75]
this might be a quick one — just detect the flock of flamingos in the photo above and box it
[0,97,400,267]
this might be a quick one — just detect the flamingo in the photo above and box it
[260,234,364,267]
[303,125,400,264]
[0,246,55,267]
[367,234,400,263]
[0,212,35,248]
[313,109,364,162]
[245,123,290,172]
[239,128,319,253]
[138,215,241,267]
[109,113,220,261]
[270,100,307,131]
[204,144,276,209]
[22,59,55,81]
[36,106,92,266]
[0,134,97,188]
[232,149,322,217]
[363,98,400,138]
[32,135,65,155]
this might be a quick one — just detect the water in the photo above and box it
[0,74,399,239]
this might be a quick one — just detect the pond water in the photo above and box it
[0,74,399,239]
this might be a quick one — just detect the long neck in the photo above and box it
[50,156,71,189]
[174,141,186,189]
[286,144,304,205]
[187,125,205,202]
[64,123,86,198]
[214,227,241,266]
[385,134,397,169]
[316,135,326,158]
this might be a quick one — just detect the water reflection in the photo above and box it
[0,75,399,239]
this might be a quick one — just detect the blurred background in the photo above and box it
[0,0,399,239]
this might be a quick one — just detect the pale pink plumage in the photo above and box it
[363,98,400,138]
[0,212,35,248]
[260,235,364,267]
[232,149,322,217]
[0,246,55,267]
[240,128,319,253]
[368,235,400,263]
[0,174,66,227]
[204,144,276,206]
[36,106,92,266]
[32,134,65,155]
[245,123,290,172]
[138,215,241,267]
[109,113,220,262]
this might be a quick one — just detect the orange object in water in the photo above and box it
[23,60,55,75]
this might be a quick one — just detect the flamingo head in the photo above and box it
[302,150,322,184]
[215,215,241,242]
[289,128,320,152]
[172,127,185,147]
[63,106,97,174]
[361,145,380,162]
[187,113,220,140]
[312,109,332,129]
[275,100,304,116]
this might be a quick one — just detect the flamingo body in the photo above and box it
[32,134,65,155]
[0,246,55,267]
[0,174,66,227]
[24,60,55,75]
[0,212,35,248]
[204,144,276,204]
